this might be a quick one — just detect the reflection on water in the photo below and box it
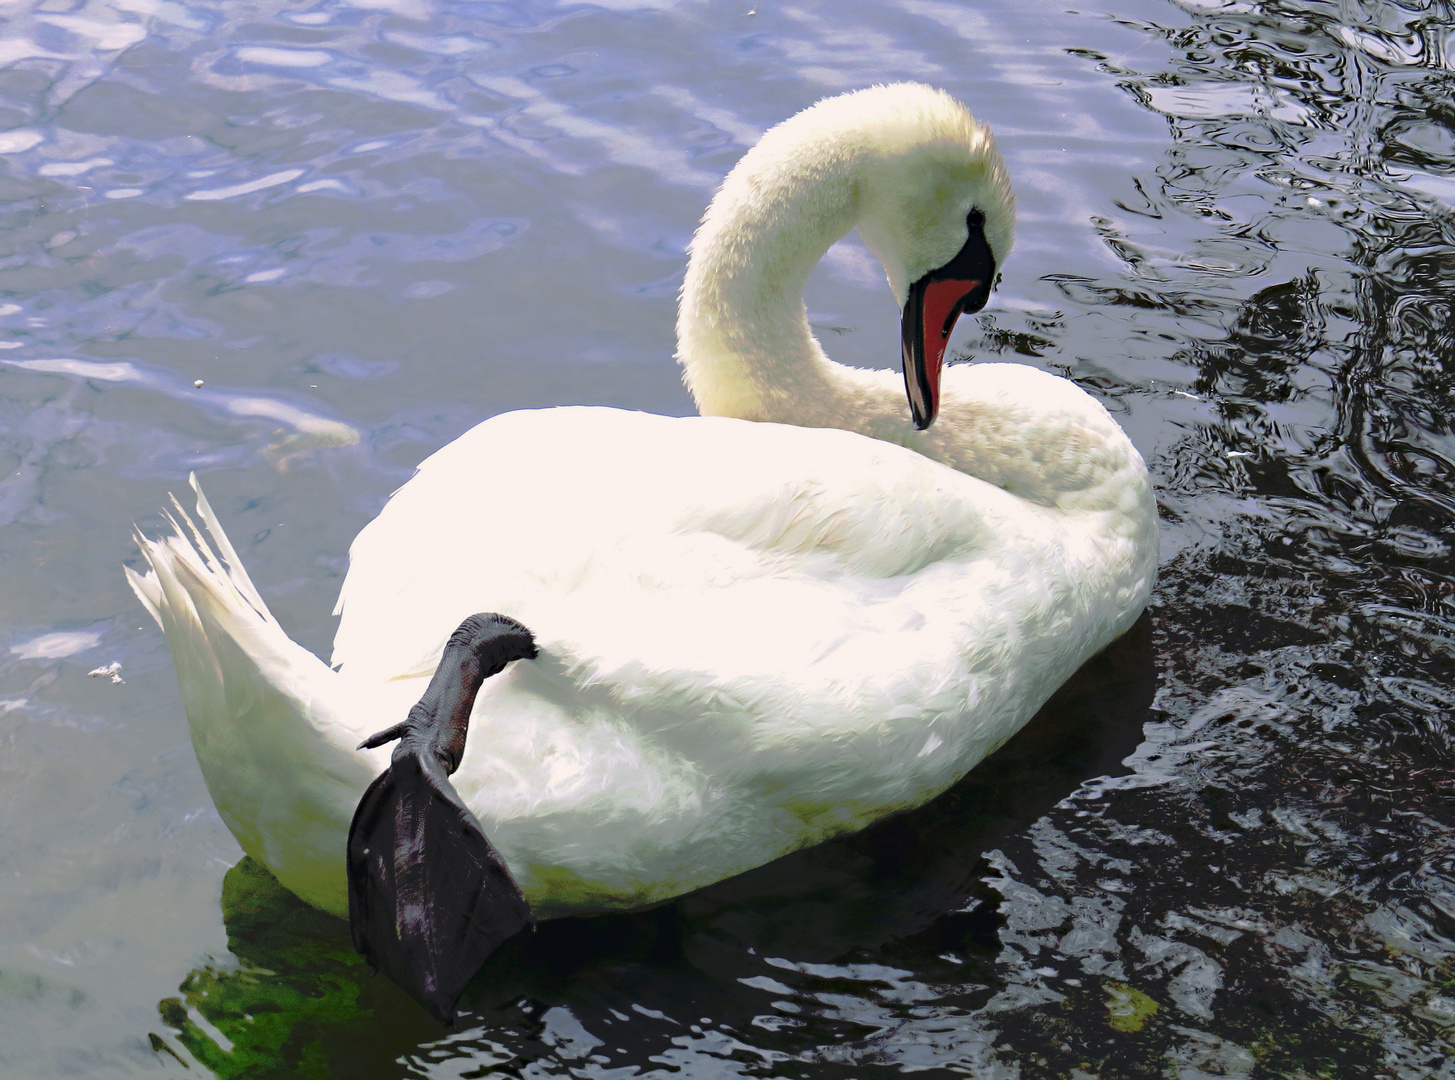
[1,0,1453,1075]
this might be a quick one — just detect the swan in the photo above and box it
[128,83,1158,1022]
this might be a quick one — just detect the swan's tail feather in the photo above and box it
[129,476,377,916]
[123,558,162,626]
[179,474,275,623]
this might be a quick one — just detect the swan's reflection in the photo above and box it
[154,613,1154,1074]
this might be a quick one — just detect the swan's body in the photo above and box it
[131,85,1157,929]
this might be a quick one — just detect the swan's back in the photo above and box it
[337,406,1061,692]
[326,408,1147,914]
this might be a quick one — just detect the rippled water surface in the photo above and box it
[3,0,1455,1076]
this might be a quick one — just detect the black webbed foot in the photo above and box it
[347,613,538,1025]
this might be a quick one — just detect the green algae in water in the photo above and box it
[1103,982,1159,1034]
[154,858,441,1079]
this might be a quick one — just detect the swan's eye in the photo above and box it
[966,208,985,229]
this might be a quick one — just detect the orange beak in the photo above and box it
[900,211,996,430]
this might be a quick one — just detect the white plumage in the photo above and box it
[129,83,1157,922]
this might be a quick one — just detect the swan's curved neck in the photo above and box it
[677,156,866,430]
[674,130,1152,523]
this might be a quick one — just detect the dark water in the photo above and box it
[2,0,1453,1076]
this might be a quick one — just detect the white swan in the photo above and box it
[130,83,1156,1013]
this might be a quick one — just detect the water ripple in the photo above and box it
[1,0,1454,1076]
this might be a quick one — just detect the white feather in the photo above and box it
[131,83,1157,921]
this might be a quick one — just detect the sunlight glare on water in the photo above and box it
[1,0,1454,1077]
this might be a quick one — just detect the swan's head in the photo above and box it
[842,85,1016,429]
[680,83,1015,431]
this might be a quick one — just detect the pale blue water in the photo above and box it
[2,0,1454,1076]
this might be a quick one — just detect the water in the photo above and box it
[1,0,1453,1075]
